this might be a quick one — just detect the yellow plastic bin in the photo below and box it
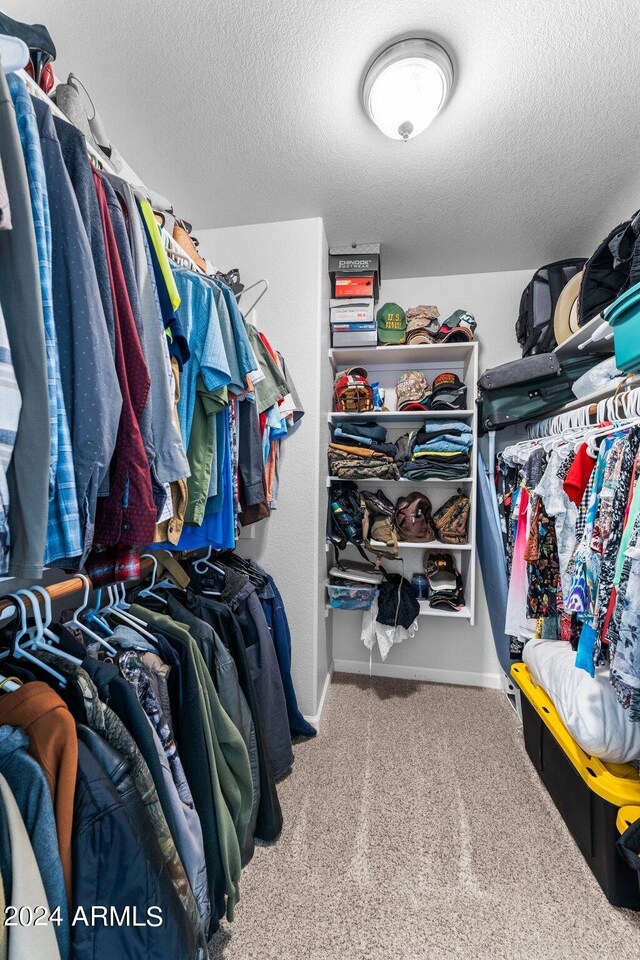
[512,662,640,909]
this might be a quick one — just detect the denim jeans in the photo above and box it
[261,577,317,739]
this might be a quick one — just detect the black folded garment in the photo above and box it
[0,14,56,58]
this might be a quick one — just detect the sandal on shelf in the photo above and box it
[423,551,465,611]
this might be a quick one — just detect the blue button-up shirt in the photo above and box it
[8,75,81,564]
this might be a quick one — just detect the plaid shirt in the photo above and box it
[8,75,81,564]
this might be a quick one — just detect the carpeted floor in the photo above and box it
[209,674,640,959]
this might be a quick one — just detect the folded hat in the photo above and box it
[439,310,477,343]
[406,305,440,321]
[377,303,406,344]
[428,372,468,410]
[396,371,431,411]
[406,316,440,344]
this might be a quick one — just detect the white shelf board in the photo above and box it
[329,341,476,370]
[326,602,472,620]
[368,540,473,551]
[327,476,472,485]
[418,601,472,619]
[526,374,640,421]
[554,312,614,359]
[328,410,474,422]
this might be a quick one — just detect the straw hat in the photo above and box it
[553,270,583,345]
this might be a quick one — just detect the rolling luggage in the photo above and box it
[478,353,599,431]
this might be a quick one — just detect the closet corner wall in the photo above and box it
[193,222,544,712]
[196,217,332,720]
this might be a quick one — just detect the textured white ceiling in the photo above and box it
[4,0,640,278]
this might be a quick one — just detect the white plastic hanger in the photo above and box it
[0,35,29,74]
[9,591,67,686]
[67,575,117,656]
[100,584,160,644]
[139,554,168,603]
[29,586,83,667]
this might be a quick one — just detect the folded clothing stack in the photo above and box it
[328,422,400,480]
[400,420,472,480]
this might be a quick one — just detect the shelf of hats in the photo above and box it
[325,246,479,631]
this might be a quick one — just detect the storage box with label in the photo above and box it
[330,299,375,323]
[332,328,378,347]
[329,243,381,299]
[333,275,375,299]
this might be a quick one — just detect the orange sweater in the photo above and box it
[0,682,77,907]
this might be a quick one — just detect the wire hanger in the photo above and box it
[239,278,269,315]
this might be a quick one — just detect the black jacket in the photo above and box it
[72,737,196,960]
[80,656,191,876]
[182,590,283,842]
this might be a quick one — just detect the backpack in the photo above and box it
[359,489,399,557]
[394,493,435,543]
[516,259,586,356]
[333,366,374,413]
[432,490,471,544]
[327,481,369,560]
[578,214,640,327]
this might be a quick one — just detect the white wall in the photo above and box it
[197,218,330,719]
[331,268,535,688]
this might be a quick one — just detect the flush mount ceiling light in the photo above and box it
[362,38,454,141]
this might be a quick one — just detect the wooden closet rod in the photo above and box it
[0,557,154,621]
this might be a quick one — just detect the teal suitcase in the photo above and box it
[478,354,600,431]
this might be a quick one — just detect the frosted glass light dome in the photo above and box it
[362,38,454,141]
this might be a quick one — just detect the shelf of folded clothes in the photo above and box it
[328,341,477,371]
[367,540,474,551]
[327,476,472,485]
[326,601,471,618]
[328,419,473,483]
[328,410,475,422]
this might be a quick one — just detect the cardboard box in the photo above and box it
[329,243,381,299]
[331,321,377,333]
[333,275,375,298]
[332,329,378,347]
[330,299,375,323]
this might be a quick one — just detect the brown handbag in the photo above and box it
[394,492,435,543]
[432,490,471,544]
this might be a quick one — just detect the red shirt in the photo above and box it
[92,172,156,545]
[563,443,597,505]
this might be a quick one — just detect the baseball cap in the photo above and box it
[406,317,440,344]
[396,371,431,411]
[377,303,407,344]
[439,310,477,343]
[428,372,468,410]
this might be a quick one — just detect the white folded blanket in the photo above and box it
[523,639,640,763]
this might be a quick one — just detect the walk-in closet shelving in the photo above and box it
[326,338,479,629]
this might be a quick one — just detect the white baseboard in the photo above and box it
[302,665,334,727]
[332,659,501,690]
